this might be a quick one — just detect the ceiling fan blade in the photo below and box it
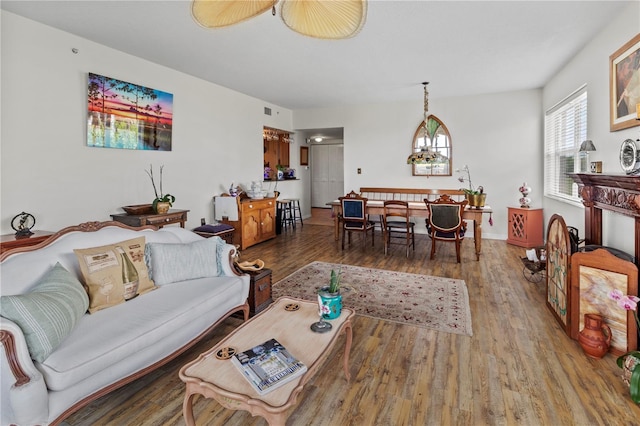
[280,0,367,39]
[192,0,277,28]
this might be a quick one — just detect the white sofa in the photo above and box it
[0,221,250,426]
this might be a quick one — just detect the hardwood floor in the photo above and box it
[63,224,640,425]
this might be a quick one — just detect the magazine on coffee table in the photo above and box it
[232,338,307,395]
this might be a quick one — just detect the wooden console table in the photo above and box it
[571,173,640,264]
[110,209,189,228]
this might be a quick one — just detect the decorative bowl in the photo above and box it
[122,204,154,215]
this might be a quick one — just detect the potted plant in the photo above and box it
[318,267,342,319]
[609,290,640,403]
[457,165,486,208]
[146,164,175,214]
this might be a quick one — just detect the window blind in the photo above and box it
[544,85,587,204]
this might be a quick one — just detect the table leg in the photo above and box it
[342,320,353,382]
[333,206,340,241]
[182,388,197,426]
[473,219,482,261]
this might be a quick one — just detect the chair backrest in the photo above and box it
[425,194,468,232]
[383,200,409,222]
[340,190,368,222]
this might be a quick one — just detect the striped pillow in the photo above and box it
[0,263,89,363]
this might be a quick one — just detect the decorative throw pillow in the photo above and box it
[74,237,156,313]
[0,263,89,363]
[145,238,220,286]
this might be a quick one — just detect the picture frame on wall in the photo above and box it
[610,33,640,132]
[570,249,638,356]
[300,146,309,166]
[87,73,174,150]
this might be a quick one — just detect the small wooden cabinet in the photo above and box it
[507,207,544,248]
[222,198,276,250]
[110,209,189,228]
[246,268,273,316]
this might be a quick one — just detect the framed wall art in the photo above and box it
[87,73,173,150]
[570,249,638,356]
[610,33,640,131]
[300,146,309,166]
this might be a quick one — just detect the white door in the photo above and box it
[311,144,344,208]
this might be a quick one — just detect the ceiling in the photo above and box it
[1,1,634,110]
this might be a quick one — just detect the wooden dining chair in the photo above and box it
[383,200,415,257]
[339,190,375,250]
[424,194,468,263]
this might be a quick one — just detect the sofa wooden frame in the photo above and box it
[0,221,250,426]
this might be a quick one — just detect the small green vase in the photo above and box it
[319,286,342,320]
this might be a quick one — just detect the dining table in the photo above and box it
[328,200,493,260]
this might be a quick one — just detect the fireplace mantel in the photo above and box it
[571,173,640,264]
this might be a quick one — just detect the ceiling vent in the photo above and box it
[264,107,272,116]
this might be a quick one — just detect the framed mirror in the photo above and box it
[411,115,452,176]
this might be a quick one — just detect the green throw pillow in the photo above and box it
[0,262,89,363]
[145,238,222,286]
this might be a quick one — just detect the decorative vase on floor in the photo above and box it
[318,286,342,320]
[578,313,611,359]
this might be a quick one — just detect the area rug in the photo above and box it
[273,261,472,336]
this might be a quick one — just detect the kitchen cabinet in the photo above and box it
[222,197,276,249]
[507,207,544,248]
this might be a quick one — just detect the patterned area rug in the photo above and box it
[273,261,472,336]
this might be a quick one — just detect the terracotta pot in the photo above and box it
[154,202,171,214]
[578,313,611,359]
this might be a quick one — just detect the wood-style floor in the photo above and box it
[63,223,640,426]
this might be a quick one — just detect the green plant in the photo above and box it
[329,267,342,293]
[146,164,175,211]
[610,289,640,403]
[456,165,484,195]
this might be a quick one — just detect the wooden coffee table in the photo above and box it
[179,296,354,426]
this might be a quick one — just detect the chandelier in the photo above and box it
[191,0,367,40]
[407,82,442,165]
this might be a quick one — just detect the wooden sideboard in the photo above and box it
[110,209,189,228]
[221,197,276,250]
[0,231,54,254]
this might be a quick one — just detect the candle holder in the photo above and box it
[310,295,332,333]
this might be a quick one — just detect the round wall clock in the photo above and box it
[11,212,36,236]
[620,139,640,175]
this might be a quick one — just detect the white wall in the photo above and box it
[542,2,639,256]
[0,11,294,233]
[293,89,543,239]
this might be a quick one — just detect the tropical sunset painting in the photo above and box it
[87,73,173,150]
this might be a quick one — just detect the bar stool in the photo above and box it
[289,198,303,227]
[277,199,294,230]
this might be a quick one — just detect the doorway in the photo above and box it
[311,143,344,208]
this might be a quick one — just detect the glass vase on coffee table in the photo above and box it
[311,295,333,333]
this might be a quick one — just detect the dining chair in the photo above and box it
[424,194,468,263]
[339,190,375,250]
[383,200,415,257]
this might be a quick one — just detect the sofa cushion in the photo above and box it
[36,275,249,391]
[0,263,89,363]
[74,237,156,313]
[145,238,220,286]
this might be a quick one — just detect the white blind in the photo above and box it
[544,86,587,204]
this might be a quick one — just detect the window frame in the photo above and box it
[544,85,587,207]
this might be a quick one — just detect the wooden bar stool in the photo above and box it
[277,199,294,230]
[289,198,303,228]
